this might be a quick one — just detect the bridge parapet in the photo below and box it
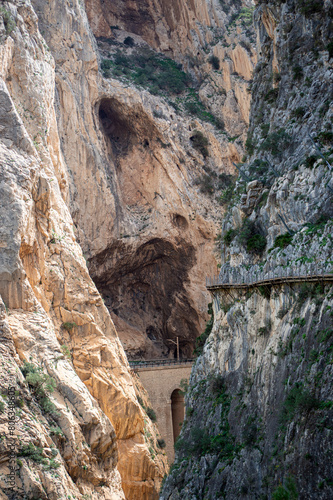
[129,358,193,371]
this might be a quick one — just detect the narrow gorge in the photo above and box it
[0,0,332,499]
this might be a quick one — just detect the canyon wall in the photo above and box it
[80,0,256,359]
[0,0,255,498]
[161,0,333,498]
[0,1,168,498]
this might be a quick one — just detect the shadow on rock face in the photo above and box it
[88,237,199,359]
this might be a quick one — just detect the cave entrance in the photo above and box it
[98,98,134,158]
[171,389,185,443]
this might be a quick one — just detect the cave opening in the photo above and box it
[89,238,200,360]
[98,98,135,158]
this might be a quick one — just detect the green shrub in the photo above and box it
[190,130,209,157]
[137,396,144,407]
[0,7,16,35]
[297,0,322,16]
[280,384,320,424]
[272,476,298,500]
[292,65,303,80]
[223,228,237,246]
[157,438,166,449]
[245,134,255,155]
[243,416,258,446]
[304,155,317,168]
[219,186,234,205]
[239,219,267,255]
[61,344,71,360]
[0,401,4,413]
[264,88,279,103]
[61,322,77,331]
[21,362,58,418]
[209,55,220,70]
[260,129,292,157]
[50,426,64,437]
[249,159,268,177]
[291,107,306,119]
[209,374,225,396]
[197,174,214,194]
[123,36,134,47]
[318,130,333,145]
[18,443,47,464]
[146,407,157,422]
[274,233,293,249]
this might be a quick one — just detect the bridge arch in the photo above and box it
[171,389,185,443]
[132,360,193,462]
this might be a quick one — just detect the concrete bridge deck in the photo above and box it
[129,359,194,462]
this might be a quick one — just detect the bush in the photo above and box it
[190,130,209,157]
[197,174,214,194]
[297,0,322,16]
[0,7,16,35]
[0,401,4,413]
[304,155,317,168]
[291,107,306,119]
[264,88,279,103]
[274,233,293,249]
[157,438,166,449]
[239,219,267,255]
[146,407,157,422]
[260,129,292,157]
[280,384,320,424]
[318,130,333,145]
[224,228,237,246]
[209,55,220,70]
[272,476,298,500]
[61,322,77,331]
[123,36,135,47]
[292,65,303,80]
[209,374,225,396]
[21,362,58,418]
[18,443,47,464]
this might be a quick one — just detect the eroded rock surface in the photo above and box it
[161,1,333,498]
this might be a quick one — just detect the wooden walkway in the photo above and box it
[206,272,333,291]
[129,358,194,370]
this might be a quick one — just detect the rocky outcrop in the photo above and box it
[161,1,333,498]
[0,1,167,498]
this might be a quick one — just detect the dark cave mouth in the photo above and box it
[89,238,200,359]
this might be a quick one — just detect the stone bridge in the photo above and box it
[130,359,193,462]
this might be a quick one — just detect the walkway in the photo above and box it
[206,269,333,291]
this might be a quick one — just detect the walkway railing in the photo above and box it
[129,358,194,369]
[206,264,333,290]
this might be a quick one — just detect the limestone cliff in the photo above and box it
[80,0,256,359]
[0,1,168,498]
[161,1,333,498]
[0,0,255,498]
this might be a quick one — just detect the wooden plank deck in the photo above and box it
[206,273,333,291]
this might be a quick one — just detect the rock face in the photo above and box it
[79,0,256,359]
[0,0,256,497]
[161,1,333,498]
[0,1,168,498]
